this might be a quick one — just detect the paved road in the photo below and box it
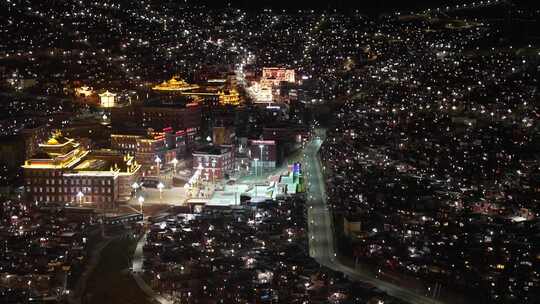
[304,129,443,304]
[131,232,172,304]
[132,232,147,273]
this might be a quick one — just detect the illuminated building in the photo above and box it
[179,88,241,106]
[152,76,199,92]
[75,86,94,98]
[218,89,240,106]
[110,103,201,142]
[98,90,116,108]
[153,75,241,106]
[247,82,273,103]
[111,129,181,176]
[261,67,295,85]
[192,145,234,181]
[249,140,277,172]
[246,67,297,103]
[110,100,200,173]
[22,131,141,207]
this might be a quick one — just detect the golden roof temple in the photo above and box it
[152,75,241,106]
[23,131,140,174]
[218,88,240,106]
[152,76,200,92]
[23,131,88,169]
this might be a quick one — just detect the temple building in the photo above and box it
[98,90,116,108]
[218,88,240,106]
[22,131,141,208]
[152,76,200,92]
[75,86,94,97]
[152,75,241,106]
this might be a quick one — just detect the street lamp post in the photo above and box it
[154,156,161,177]
[131,182,139,196]
[235,184,238,206]
[258,144,264,175]
[138,196,145,220]
[204,172,210,198]
[171,158,178,175]
[157,182,164,202]
[76,191,84,207]
[211,158,216,183]
[253,158,259,177]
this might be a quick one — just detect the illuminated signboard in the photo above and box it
[250,140,275,145]
[293,163,301,174]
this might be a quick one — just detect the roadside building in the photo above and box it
[248,139,277,173]
[192,145,235,181]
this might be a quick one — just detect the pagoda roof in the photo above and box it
[152,76,199,91]
[98,90,116,97]
[41,131,72,146]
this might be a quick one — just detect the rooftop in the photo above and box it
[193,145,232,156]
[43,131,72,146]
[152,76,200,91]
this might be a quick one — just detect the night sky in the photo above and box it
[189,0,539,12]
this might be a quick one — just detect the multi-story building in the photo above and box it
[261,67,296,85]
[111,129,183,176]
[248,140,277,172]
[110,102,201,146]
[192,145,234,181]
[247,67,297,104]
[22,132,141,208]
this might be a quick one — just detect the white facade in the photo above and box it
[99,90,116,107]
